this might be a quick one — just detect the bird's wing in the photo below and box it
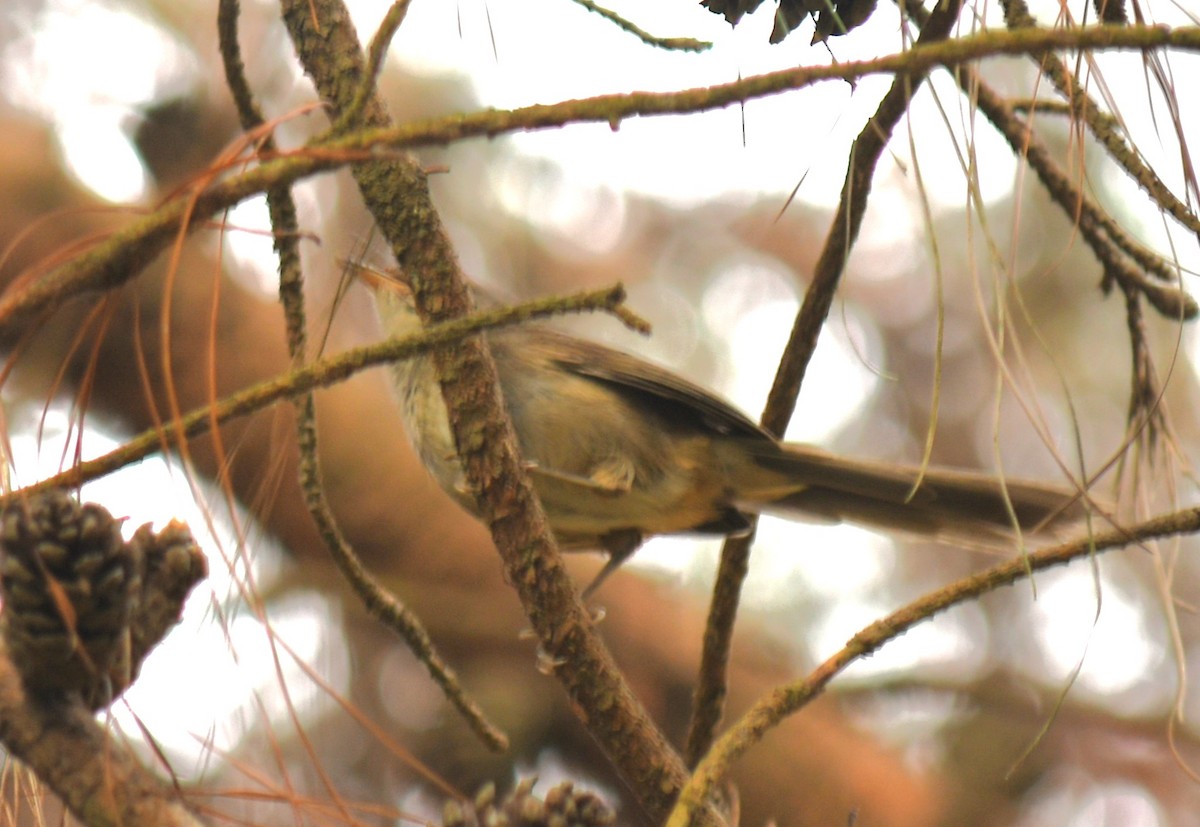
[506,326,771,440]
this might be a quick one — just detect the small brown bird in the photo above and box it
[361,267,1088,590]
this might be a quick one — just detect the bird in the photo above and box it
[358,265,1090,592]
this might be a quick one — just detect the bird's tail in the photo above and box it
[730,442,1095,545]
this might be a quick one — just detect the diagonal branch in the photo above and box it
[3,24,1197,349]
[686,0,967,770]
[276,0,720,821]
[221,0,507,751]
[1002,0,1200,243]
[13,287,631,502]
[671,507,1200,825]
[0,647,206,827]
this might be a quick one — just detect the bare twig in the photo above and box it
[670,508,1200,825]
[1002,0,1200,243]
[685,0,968,771]
[337,0,415,131]
[878,2,1197,323]
[956,57,1196,319]
[278,0,719,820]
[1120,282,1166,439]
[13,287,632,499]
[0,648,208,827]
[3,25,1198,349]
[220,0,506,751]
[1009,97,1099,119]
[568,0,712,51]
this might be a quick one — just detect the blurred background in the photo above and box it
[2,0,1200,824]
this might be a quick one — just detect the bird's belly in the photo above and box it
[531,469,732,548]
[393,357,737,546]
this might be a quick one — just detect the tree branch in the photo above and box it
[671,507,1200,825]
[276,0,719,820]
[3,24,1195,347]
[687,0,967,770]
[0,650,207,827]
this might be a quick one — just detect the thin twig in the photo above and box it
[1002,0,1200,243]
[1119,282,1165,440]
[684,530,753,769]
[222,0,507,751]
[337,0,414,131]
[296,406,512,752]
[670,508,1200,825]
[222,0,509,751]
[14,287,633,497]
[568,0,712,51]
[685,0,968,771]
[957,59,1196,319]
[4,25,1198,349]
[1009,97,1096,119]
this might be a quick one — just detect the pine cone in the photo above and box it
[0,490,134,703]
[443,778,615,827]
[126,519,207,674]
[0,491,208,708]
